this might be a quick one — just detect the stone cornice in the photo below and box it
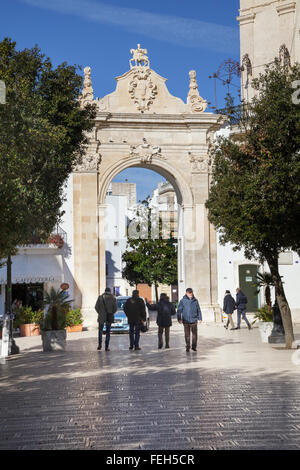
[236,12,256,25]
[276,1,296,15]
[95,111,222,127]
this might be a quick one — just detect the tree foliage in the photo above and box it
[206,59,300,348]
[122,199,177,302]
[0,37,96,259]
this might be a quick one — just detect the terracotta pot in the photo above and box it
[20,323,41,337]
[66,324,83,333]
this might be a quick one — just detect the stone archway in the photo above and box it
[73,45,223,328]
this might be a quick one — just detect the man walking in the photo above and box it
[124,290,146,351]
[223,290,236,330]
[146,293,176,349]
[177,288,202,352]
[95,287,117,351]
[233,287,252,330]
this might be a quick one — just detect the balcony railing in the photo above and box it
[24,225,67,248]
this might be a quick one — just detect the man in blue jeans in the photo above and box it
[124,290,146,351]
[177,288,202,352]
[233,288,252,330]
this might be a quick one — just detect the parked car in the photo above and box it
[103,296,150,333]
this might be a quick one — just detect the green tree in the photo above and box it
[0,37,96,259]
[122,199,177,302]
[206,59,300,349]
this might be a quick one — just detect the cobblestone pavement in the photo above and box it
[0,320,300,450]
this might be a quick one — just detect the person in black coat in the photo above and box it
[223,290,236,330]
[124,290,146,351]
[233,288,252,330]
[95,287,117,351]
[146,293,176,349]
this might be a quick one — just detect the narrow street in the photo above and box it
[0,320,299,450]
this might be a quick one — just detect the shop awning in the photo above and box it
[0,254,64,284]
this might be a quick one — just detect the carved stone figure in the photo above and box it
[187,70,207,113]
[128,69,158,112]
[279,44,291,69]
[129,138,165,164]
[130,44,150,69]
[242,54,252,76]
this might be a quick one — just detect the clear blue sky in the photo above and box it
[1,0,241,200]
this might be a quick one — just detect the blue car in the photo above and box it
[103,296,150,333]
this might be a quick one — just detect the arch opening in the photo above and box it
[102,165,184,304]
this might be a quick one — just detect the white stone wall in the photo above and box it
[105,194,132,296]
[59,174,75,306]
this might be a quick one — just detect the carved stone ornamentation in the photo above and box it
[129,138,165,164]
[242,54,252,76]
[189,152,210,173]
[279,44,291,69]
[129,44,150,69]
[79,66,94,106]
[187,70,207,113]
[74,138,101,173]
[128,69,158,112]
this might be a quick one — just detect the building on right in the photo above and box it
[215,1,300,323]
[237,0,300,102]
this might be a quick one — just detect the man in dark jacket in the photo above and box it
[223,290,236,330]
[177,288,202,352]
[124,290,146,351]
[233,288,252,330]
[95,287,117,351]
[146,293,176,349]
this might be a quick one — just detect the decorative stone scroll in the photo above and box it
[79,66,94,106]
[128,68,158,112]
[129,138,166,164]
[187,70,207,113]
[189,152,210,173]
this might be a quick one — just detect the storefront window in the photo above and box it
[12,283,44,311]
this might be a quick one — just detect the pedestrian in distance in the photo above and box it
[124,290,146,351]
[146,293,176,349]
[95,287,117,351]
[232,288,252,330]
[177,288,202,352]
[223,290,236,330]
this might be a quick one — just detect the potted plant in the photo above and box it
[47,233,64,248]
[41,288,73,351]
[253,305,274,343]
[66,309,83,332]
[18,307,43,337]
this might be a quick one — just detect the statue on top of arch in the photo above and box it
[130,44,150,69]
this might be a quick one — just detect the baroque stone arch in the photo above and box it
[74,45,222,328]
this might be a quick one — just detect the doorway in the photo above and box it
[238,265,259,312]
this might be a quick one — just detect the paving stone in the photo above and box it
[0,324,300,449]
